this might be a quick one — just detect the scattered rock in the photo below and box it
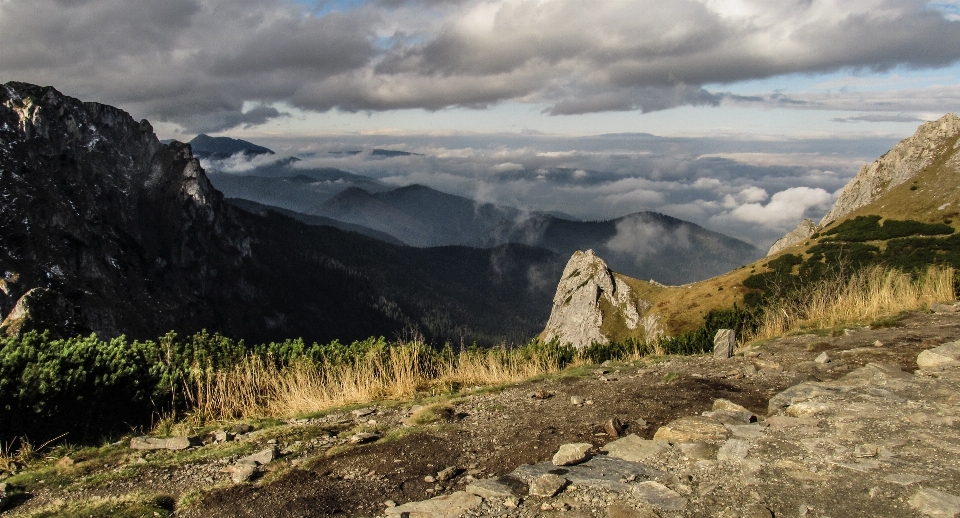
[930,302,959,314]
[553,442,593,466]
[714,329,736,359]
[632,481,687,511]
[352,407,375,418]
[873,340,884,347]
[230,424,253,435]
[716,439,750,462]
[385,491,482,518]
[815,352,831,364]
[908,488,960,517]
[529,473,568,497]
[653,416,730,444]
[702,409,753,425]
[514,456,665,493]
[917,341,960,369]
[424,475,436,483]
[384,500,397,508]
[676,442,717,460]
[238,447,277,466]
[570,395,585,405]
[605,417,625,438]
[436,466,458,482]
[350,432,379,444]
[129,436,194,451]
[603,434,668,462]
[465,476,525,499]
[224,463,257,484]
[753,359,783,373]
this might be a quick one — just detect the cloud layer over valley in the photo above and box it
[203,131,898,248]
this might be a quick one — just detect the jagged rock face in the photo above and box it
[820,113,960,226]
[0,287,79,338]
[766,218,817,256]
[0,82,255,338]
[541,250,660,349]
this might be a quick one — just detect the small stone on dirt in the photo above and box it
[605,417,625,438]
[352,407,375,418]
[815,352,831,364]
[466,476,525,499]
[224,464,257,484]
[570,395,584,405]
[238,447,277,466]
[385,491,482,518]
[350,432,379,444]
[553,442,592,466]
[437,466,458,481]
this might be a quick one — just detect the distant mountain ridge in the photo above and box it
[189,133,274,160]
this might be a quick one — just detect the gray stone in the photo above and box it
[513,456,666,493]
[653,416,730,444]
[908,488,960,517]
[632,481,687,511]
[129,436,194,451]
[702,409,753,425]
[385,491,482,518]
[712,399,750,413]
[570,395,584,405]
[553,442,593,466]
[716,439,750,462]
[350,432,379,444]
[714,329,736,359]
[238,447,277,466]
[930,302,959,313]
[815,352,831,364]
[917,342,960,369]
[225,463,257,484]
[351,407,375,418]
[605,417,625,438]
[603,434,669,462]
[436,466,458,482]
[465,476,525,499]
[529,473,568,497]
[677,442,717,460]
[767,218,818,256]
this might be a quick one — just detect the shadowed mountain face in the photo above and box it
[0,82,561,345]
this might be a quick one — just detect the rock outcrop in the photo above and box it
[541,250,661,349]
[820,113,960,227]
[766,218,817,256]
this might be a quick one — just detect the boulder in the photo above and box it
[653,416,730,444]
[529,474,568,497]
[713,329,735,359]
[603,434,669,462]
[552,442,593,466]
[385,491,482,518]
[129,436,194,451]
[917,342,960,370]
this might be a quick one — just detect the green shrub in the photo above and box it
[822,215,953,242]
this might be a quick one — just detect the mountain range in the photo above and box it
[198,138,762,285]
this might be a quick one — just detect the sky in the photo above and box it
[3,0,960,248]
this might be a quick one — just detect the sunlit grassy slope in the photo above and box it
[607,124,960,336]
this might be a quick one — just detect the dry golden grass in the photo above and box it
[748,265,955,340]
[182,341,567,424]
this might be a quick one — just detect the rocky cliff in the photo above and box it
[541,250,663,349]
[0,82,562,344]
[821,113,960,226]
[766,113,960,256]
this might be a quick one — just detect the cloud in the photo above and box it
[3,0,960,130]
[709,186,833,243]
[831,113,925,123]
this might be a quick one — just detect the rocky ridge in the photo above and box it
[541,250,662,349]
[769,113,960,256]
